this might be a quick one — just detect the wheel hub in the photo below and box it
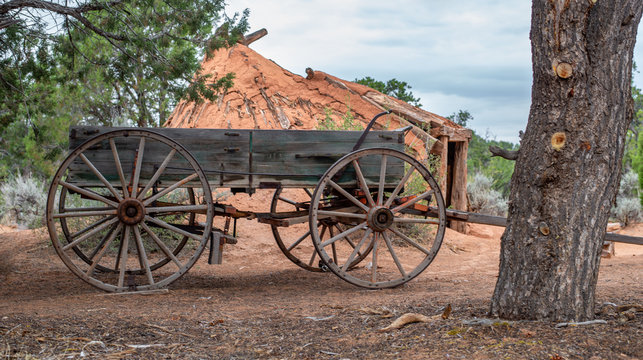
[367,206,394,232]
[117,198,145,225]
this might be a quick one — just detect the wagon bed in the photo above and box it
[67,127,406,190]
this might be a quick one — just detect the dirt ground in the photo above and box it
[0,208,641,359]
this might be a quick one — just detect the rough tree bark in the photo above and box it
[490,0,642,321]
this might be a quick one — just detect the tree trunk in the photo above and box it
[490,0,642,321]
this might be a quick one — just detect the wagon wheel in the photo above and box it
[58,186,197,273]
[46,129,213,292]
[309,148,446,289]
[270,188,372,272]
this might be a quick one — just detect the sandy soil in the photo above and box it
[0,213,641,359]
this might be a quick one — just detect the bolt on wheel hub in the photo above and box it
[367,206,394,232]
[117,198,145,225]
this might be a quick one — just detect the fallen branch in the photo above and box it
[379,306,451,332]
[555,319,607,328]
[379,313,434,332]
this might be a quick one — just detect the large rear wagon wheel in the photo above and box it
[46,129,213,292]
[309,148,446,289]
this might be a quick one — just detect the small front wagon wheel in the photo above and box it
[46,129,214,292]
[309,148,446,289]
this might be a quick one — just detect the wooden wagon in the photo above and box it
[46,112,449,292]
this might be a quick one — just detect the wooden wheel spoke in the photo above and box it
[86,223,123,276]
[371,233,379,283]
[352,160,376,208]
[110,138,130,198]
[333,224,368,258]
[133,226,155,285]
[317,210,366,220]
[328,226,338,264]
[382,231,407,277]
[86,222,118,260]
[303,188,313,198]
[59,181,118,208]
[392,189,435,214]
[384,167,417,208]
[144,215,203,242]
[393,217,440,224]
[328,180,369,212]
[79,153,123,202]
[53,209,117,218]
[145,204,209,214]
[377,155,387,206]
[131,137,146,198]
[307,247,318,267]
[342,228,372,272]
[388,227,432,256]
[309,225,327,266]
[286,230,311,251]
[70,215,115,239]
[117,226,131,288]
[140,222,184,270]
[320,221,367,248]
[142,173,199,206]
[62,217,120,251]
[137,149,176,200]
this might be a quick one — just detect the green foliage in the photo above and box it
[447,110,473,127]
[467,129,518,197]
[0,0,248,177]
[626,62,643,205]
[355,77,422,107]
[316,102,363,131]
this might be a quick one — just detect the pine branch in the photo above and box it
[0,0,126,41]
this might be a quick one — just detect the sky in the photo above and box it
[224,1,643,144]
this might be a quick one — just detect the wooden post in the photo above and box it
[450,141,468,233]
[438,136,448,203]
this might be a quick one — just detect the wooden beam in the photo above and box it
[449,141,469,233]
[604,232,643,245]
[431,126,472,142]
[438,135,448,203]
[443,208,643,245]
[239,28,268,46]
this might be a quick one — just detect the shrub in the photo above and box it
[611,170,641,226]
[467,173,508,216]
[0,173,47,229]
[611,197,641,226]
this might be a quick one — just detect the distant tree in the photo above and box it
[355,77,422,107]
[447,110,473,127]
[452,110,518,197]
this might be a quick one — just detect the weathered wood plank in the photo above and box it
[604,232,643,245]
